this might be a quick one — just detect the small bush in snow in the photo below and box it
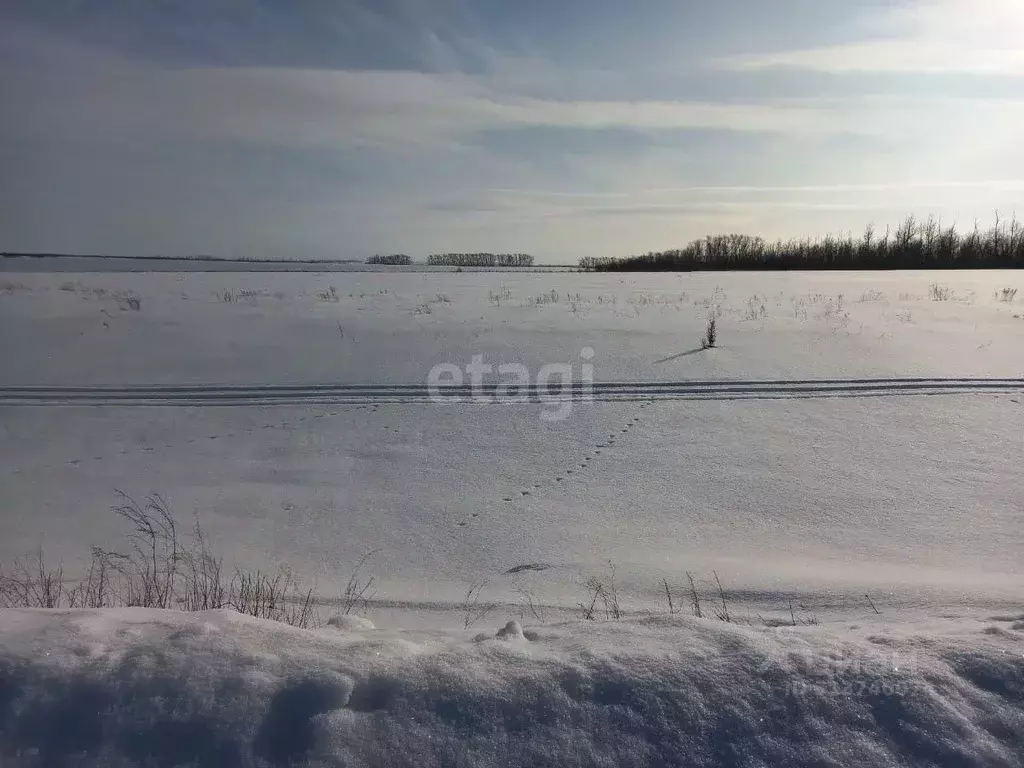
[743,295,767,321]
[114,292,141,311]
[462,579,491,630]
[488,286,512,306]
[338,550,377,616]
[316,285,339,302]
[0,492,376,628]
[0,549,66,608]
[230,568,318,628]
[528,289,560,306]
[996,287,1018,303]
[858,289,886,303]
[701,314,717,349]
[578,563,621,621]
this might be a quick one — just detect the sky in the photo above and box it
[1,0,1023,262]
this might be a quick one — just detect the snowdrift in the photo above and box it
[1,608,1022,767]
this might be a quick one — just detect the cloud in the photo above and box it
[717,0,1024,75]
[2,63,852,155]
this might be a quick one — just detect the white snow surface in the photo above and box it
[2,269,1024,765]
[1,271,1022,610]
[0,606,1022,767]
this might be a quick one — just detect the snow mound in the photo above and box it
[1,608,1023,767]
[495,619,525,641]
[324,615,376,632]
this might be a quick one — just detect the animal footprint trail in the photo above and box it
[497,398,657,505]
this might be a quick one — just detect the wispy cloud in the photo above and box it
[2,61,855,154]
[718,0,1024,75]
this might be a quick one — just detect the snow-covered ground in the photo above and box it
[1,607,1022,767]
[1,269,1023,765]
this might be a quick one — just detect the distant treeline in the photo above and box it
[1,252,360,264]
[365,253,412,265]
[427,253,534,267]
[580,216,1024,271]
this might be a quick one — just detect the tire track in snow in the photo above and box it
[2,378,1023,405]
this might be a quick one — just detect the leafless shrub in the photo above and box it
[928,283,953,301]
[701,314,717,349]
[996,287,1018,303]
[230,568,318,628]
[178,514,228,611]
[0,493,381,628]
[578,580,600,621]
[0,279,30,293]
[866,593,881,614]
[603,563,621,620]
[787,599,819,627]
[338,550,377,616]
[686,571,703,619]
[743,295,767,321]
[94,492,179,608]
[462,579,491,630]
[528,289,560,306]
[316,285,339,302]
[514,585,547,624]
[821,294,846,317]
[67,549,113,608]
[0,548,66,608]
[578,563,620,621]
[113,291,142,311]
[488,286,512,306]
[712,571,731,623]
[662,578,677,615]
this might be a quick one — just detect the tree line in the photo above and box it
[427,253,534,267]
[579,216,1024,271]
[365,254,412,265]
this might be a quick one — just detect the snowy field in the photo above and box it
[1,268,1023,765]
